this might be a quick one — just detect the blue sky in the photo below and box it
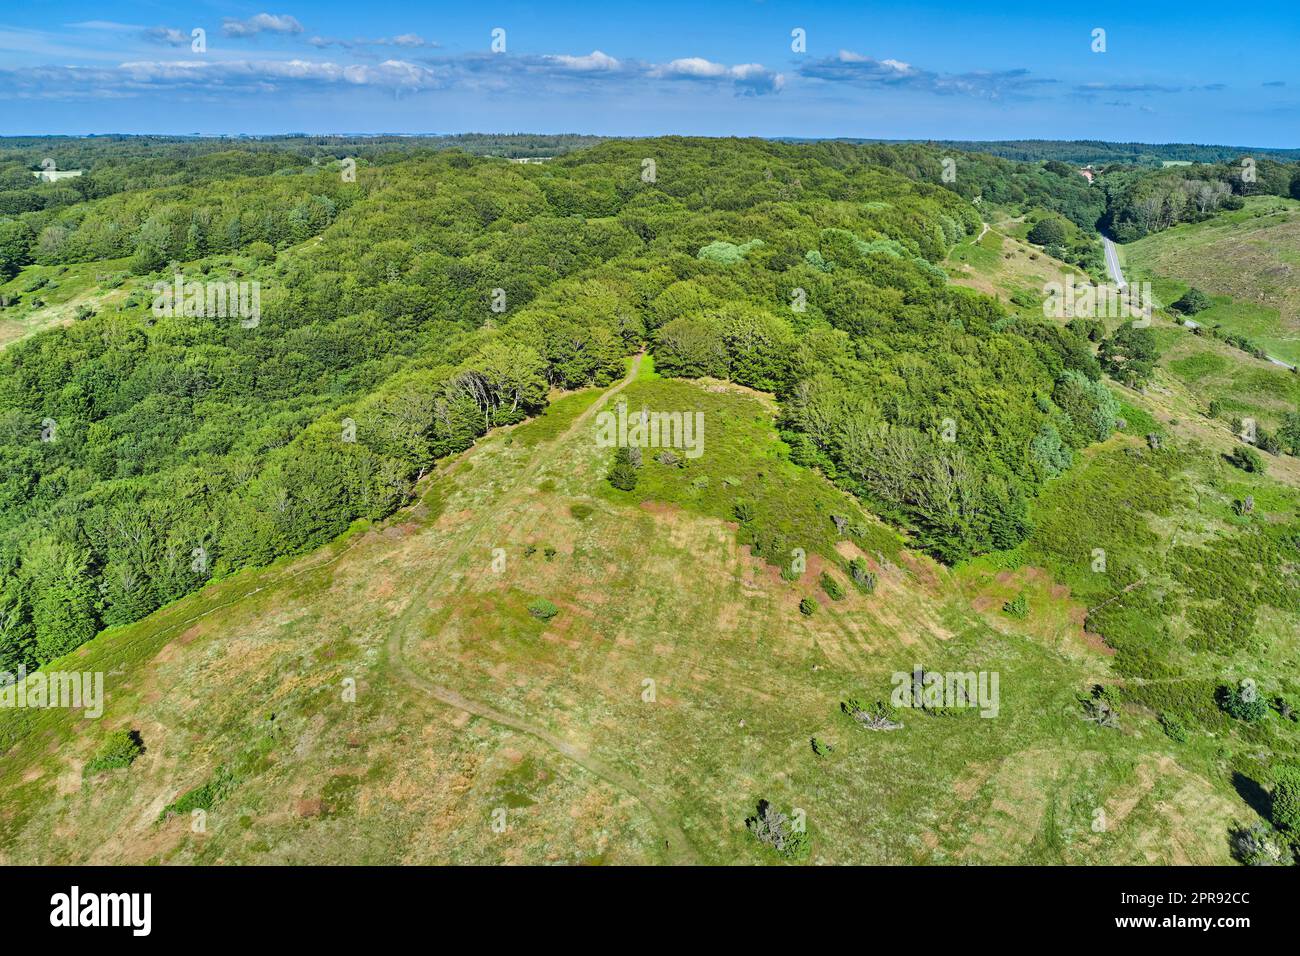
[1,1,1296,144]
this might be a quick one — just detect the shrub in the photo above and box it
[84,729,145,773]
[569,503,593,520]
[810,737,832,757]
[1273,694,1299,723]
[1271,765,1300,836]
[608,461,639,490]
[848,557,877,594]
[527,598,559,621]
[246,241,275,263]
[819,571,845,601]
[732,501,755,523]
[1080,686,1120,728]
[842,697,904,730]
[1158,712,1190,743]
[1219,682,1269,722]
[1227,445,1264,474]
[161,766,236,819]
[1255,429,1282,456]
[798,597,816,616]
[1028,217,1068,247]
[1230,821,1288,865]
[745,800,809,858]
[543,546,557,561]
[1002,592,1029,619]
[1098,324,1160,388]
[1172,288,1212,315]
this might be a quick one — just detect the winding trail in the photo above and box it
[381,354,699,864]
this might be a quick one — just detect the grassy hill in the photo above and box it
[1,137,1297,867]
[1124,196,1300,366]
[0,356,1264,865]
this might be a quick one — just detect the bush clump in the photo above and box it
[160,766,235,820]
[841,697,903,731]
[527,599,559,621]
[848,557,877,594]
[1219,683,1269,723]
[1002,592,1029,619]
[84,729,145,773]
[1158,712,1190,743]
[1172,288,1212,315]
[607,446,641,491]
[1229,821,1288,866]
[745,800,809,859]
[1270,765,1300,837]
[1226,445,1264,474]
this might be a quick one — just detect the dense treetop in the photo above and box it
[0,136,1159,669]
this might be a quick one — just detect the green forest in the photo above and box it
[0,134,1292,678]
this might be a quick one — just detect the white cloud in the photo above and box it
[222,14,305,39]
[545,50,621,72]
[1,48,783,99]
[651,57,783,94]
[142,27,190,47]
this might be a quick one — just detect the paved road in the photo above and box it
[1102,235,1126,291]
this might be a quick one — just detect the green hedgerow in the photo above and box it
[819,571,845,601]
[798,597,816,616]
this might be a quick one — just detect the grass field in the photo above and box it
[944,218,1088,307]
[0,259,134,350]
[1125,196,1300,365]
[0,351,1270,865]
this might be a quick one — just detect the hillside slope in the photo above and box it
[1125,196,1300,365]
[0,358,1251,864]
